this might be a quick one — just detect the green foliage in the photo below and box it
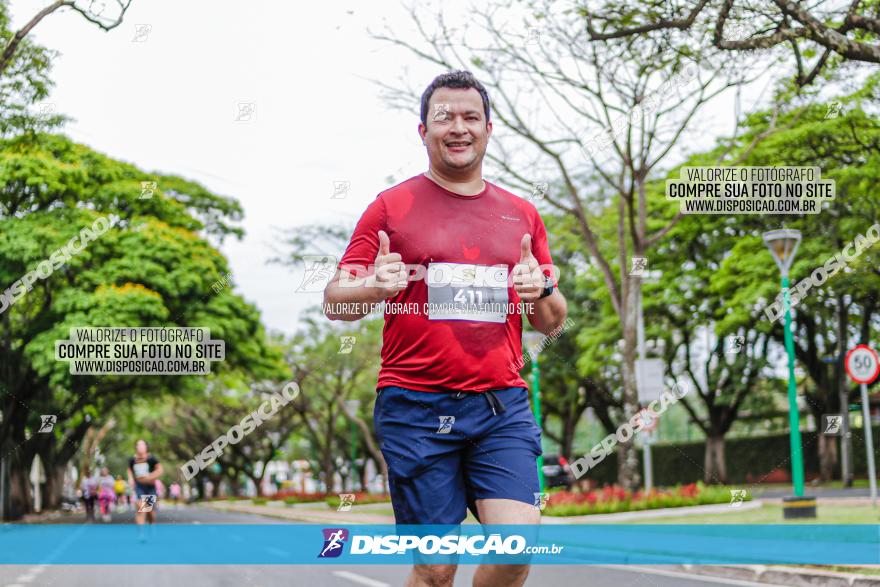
[0,133,283,490]
[0,1,65,136]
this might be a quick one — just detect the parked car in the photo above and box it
[541,455,574,488]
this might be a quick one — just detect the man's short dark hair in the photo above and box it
[420,70,491,127]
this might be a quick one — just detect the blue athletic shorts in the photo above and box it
[134,483,156,499]
[374,385,542,525]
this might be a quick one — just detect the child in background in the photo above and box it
[113,476,127,512]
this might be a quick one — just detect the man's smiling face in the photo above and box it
[419,87,492,175]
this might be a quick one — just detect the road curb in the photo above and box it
[541,500,763,523]
[677,564,880,586]
[203,499,394,524]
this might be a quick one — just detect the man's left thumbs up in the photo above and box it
[513,233,543,301]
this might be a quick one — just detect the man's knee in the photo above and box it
[475,563,531,587]
[411,564,457,587]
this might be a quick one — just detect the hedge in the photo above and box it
[578,426,880,486]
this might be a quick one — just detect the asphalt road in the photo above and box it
[1,505,780,587]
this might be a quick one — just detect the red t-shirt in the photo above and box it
[338,174,555,392]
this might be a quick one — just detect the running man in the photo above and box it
[324,70,567,587]
[127,439,164,529]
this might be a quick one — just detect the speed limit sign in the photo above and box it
[845,344,880,384]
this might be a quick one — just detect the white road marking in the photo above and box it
[332,570,391,587]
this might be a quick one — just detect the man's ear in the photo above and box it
[418,123,427,145]
[486,120,493,138]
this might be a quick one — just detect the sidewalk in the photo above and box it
[203,499,395,524]
[541,500,764,523]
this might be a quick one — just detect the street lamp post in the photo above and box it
[522,331,545,493]
[763,229,814,517]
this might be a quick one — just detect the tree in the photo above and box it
[0,134,281,518]
[287,310,386,493]
[585,0,880,87]
[708,75,880,482]
[531,212,622,462]
[648,207,777,483]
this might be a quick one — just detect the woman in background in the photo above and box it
[80,467,98,522]
[97,466,116,522]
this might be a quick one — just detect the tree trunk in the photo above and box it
[818,432,838,482]
[704,434,727,484]
[8,459,32,520]
[561,415,575,460]
[617,276,641,491]
[247,473,263,497]
[322,450,335,494]
[43,463,66,510]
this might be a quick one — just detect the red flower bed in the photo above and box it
[544,482,735,516]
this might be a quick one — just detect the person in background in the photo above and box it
[97,466,116,522]
[80,467,98,522]
[127,439,164,538]
[169,482,181,507]
[113,475,127,512]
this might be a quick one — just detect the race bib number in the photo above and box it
[426,263,508,323]
[133,462,149,477]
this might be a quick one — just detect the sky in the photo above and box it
[10,0,775,337]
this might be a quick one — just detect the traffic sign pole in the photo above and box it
[859,383,877,507]
[844,344,879,508]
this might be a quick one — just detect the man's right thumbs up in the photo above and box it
[372,230,407,299]
[378,229,391,257]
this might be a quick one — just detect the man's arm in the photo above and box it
[323,268,386,321]
[324,230,407,321]
[525,289,567,335]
